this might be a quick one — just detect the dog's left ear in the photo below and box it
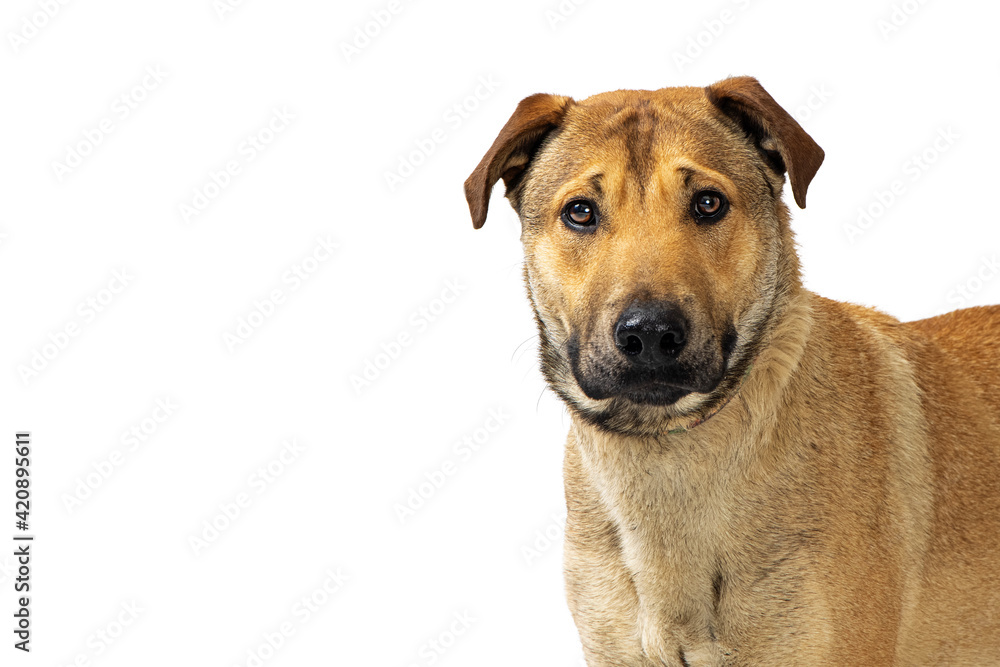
[705,76,824,208]
[464,93,574,229]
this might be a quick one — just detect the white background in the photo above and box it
[2,0,999,665]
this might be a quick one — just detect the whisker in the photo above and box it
[505,260,525,279]
[510,334,539,364]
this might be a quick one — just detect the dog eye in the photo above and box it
[692,191,728,222]
[562,199,598,231]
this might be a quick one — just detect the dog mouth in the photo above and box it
[612,381,700,405]
[577,368,723,406]
[620,384,693,406]
[567,339,728,407]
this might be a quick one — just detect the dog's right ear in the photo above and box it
[464,93,573,229]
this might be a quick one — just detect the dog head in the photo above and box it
[465,77,823,435]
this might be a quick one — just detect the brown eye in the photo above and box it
[562,199,598,231]
[692,190,728,222]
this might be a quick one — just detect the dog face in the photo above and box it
[466,78,823,435]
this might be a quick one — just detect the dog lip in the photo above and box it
[622,385,691,406]
[571,363,724,402]
[619,376,705,403]
[618,368,723,396]
[578,377,701,405]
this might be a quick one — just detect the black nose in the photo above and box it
[614,303,688,367]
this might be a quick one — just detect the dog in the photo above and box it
[463,76,1000,665]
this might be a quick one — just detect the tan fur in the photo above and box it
[465,77,1000,665]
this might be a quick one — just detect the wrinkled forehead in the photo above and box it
[534,87,758,193]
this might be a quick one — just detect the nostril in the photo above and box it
[660,328,685,354]
[621,334,643,356]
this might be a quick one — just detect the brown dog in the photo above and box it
[464,77,1000,665]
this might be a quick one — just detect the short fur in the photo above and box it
[464,77,1000,666]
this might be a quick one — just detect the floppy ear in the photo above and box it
[464,93,573,229]
[704,76,824,208]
